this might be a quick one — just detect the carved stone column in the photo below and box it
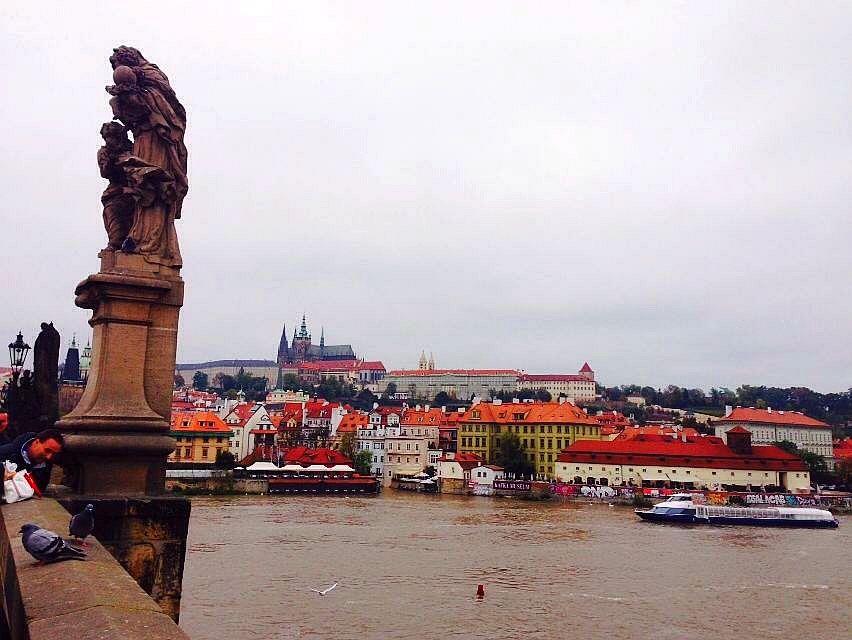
[57,251,183,495]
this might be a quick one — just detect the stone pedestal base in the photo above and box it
[59,496,191,623]
[57,251,183,495]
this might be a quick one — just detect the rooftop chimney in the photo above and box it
[724,405,733,417]
[457,407,465,414]
[424,404,430,412]
[494,399,502,405]
[512,398,520,404]
[441,406,447,413]
[766,406,772,413]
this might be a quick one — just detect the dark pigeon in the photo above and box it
[20,523,87,564]
[69,503,95,542]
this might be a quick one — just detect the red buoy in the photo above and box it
[476,584,485,598]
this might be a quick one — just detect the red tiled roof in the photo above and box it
[439,452,483,470]
[615,426,701,441]
[401,408,456,426]
[519,374,589,382]
[834,439,852,460]
[170,411,232,434]
[719,407,829,428]
[459,401,598,425]
[579,362,593,373]
[337,413,369,433]
[282,446,352,466]
[298,360,386,372]
[556,436,808,472]
[386,369,520,377]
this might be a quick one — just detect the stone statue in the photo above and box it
[103,45,188,268]
[98,122,135,250]
[32,322,60,428]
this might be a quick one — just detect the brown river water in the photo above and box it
[180,492,850,640]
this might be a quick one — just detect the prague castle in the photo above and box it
[176,315,357,387]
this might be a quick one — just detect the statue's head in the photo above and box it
[100,121,131,149]
[110,46,144,69]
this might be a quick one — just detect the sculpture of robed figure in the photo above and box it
[102,45,188,267]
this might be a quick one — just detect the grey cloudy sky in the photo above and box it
[1,2,850,392]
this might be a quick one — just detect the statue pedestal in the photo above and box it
[57,251,183,495]
[56,251,190,621]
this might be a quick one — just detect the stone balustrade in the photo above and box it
[0,497,189,639]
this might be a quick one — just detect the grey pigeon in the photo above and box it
[69,503,95,542]
[19,523,87,564]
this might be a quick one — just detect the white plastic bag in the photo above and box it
[3,461,36,504]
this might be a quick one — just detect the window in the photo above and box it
[540,439,545,448]
[184,448,190,457]
[203,437,209,443]
[202,447,209,458]
[712,471,717,476]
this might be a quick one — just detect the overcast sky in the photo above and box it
[1,2,850,392]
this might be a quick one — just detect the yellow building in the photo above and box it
[169,411,233,464]
[457,400,601,478]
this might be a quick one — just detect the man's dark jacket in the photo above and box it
[0,431,51,491]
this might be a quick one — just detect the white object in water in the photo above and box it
[311,582,338,596]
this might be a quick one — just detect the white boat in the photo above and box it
[636,493,838,528]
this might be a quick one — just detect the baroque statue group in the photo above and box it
[99,46,188,268]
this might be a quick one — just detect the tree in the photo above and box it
[353,450,373,475]
[339,432,358,460]
[434,391,451,406]
[192,371,208,390]
[494,433,535,478]
[535,388,552,402]
[282,373,300,390]
[774,440,829,480]
[383,382,397,399]
[214,450,236,469]
[174,373,185,388]
[355,388,378,411]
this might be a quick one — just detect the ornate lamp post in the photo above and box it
[8,331,31,377]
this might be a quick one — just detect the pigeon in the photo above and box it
[310,582,338,596]
[69,503,95,543]
[20,524,87,565]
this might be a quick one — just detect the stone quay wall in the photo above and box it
[0,497,189,640]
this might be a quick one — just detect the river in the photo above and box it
[180,492,850,640]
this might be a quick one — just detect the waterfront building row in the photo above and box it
[714,406,834,465]
[555,428,811,492]
[457,399,602,478]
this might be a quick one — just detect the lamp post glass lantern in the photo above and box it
[8,331,31,375]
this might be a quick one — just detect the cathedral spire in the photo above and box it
[277,323,289,363]
[320,327,325,355]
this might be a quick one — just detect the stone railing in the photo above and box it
[0,498,189,639]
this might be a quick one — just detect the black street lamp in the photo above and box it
[8,331,31,375]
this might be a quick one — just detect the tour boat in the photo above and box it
[635,493,838,528]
